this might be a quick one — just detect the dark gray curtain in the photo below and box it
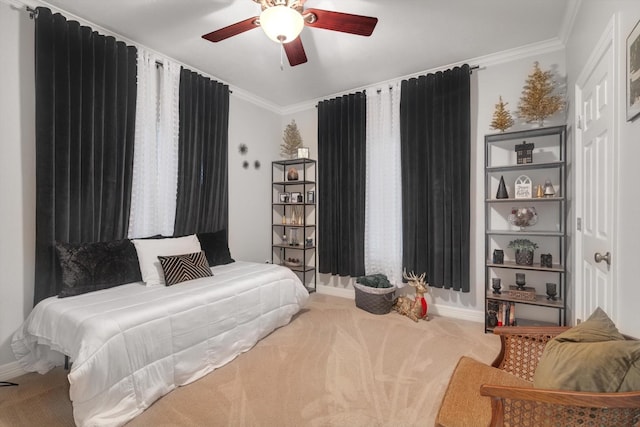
[174,69,229,236]
[34,7,137,304]
[400,64,471,292]
[317,92,366,277]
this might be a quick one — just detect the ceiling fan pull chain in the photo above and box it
[280,42,284,71]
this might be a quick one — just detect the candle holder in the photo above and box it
[546,283,557,301]
[515,273,526,289]
[540,253,553,268]
[492,249,504,264]
[491,278,502,295]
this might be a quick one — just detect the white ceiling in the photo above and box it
[39,0,571,109]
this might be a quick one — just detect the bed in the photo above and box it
[12,257,309,427]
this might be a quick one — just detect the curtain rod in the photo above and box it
[21,4,237,96]
[26,5,38,19]
[317,63,481,106]
[373,64,480,93]
[25,6,233,94]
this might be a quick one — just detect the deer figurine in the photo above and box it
[393,270,429,322]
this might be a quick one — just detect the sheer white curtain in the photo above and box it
[365,82,403,286]
[128,49,181,238]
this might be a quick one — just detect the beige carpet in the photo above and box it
[0,293,500,426]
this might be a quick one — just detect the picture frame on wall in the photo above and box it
[626,19,640,121]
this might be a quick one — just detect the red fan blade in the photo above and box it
[202,17,259,42]
[284,37,308,66]
[304,8,377,36]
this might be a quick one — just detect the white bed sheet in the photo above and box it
[12,261,309,427]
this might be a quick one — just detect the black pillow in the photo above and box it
[158,251,213,286]
[196,230,235,267]
[56,239,142,298]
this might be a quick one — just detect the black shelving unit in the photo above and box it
[272,158,316,293]
[484,125,567,332]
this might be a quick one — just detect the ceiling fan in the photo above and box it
[202,0,378,67]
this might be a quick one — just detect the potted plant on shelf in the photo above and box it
[508,238,539,266]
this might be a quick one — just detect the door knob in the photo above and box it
[594,252,611,266]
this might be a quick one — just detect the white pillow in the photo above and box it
[131,235,202,286]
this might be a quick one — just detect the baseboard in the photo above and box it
[316,284,355,299]
[316,285,484,323]
[428,304,485,323]
[0,361,25,381]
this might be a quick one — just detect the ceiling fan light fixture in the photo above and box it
[260,5,304,44]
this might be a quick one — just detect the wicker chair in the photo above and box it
[435,326,640,427]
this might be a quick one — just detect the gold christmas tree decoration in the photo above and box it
[280,120,303,159]
[517,62,565,126]
[490,96,514,132]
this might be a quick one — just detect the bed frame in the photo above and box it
[13,261,309,427]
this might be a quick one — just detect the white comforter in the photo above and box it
[12,261,309,427]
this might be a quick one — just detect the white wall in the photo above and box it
[281,108,317,159]
[283,50,568,321]
[3,0,639,377]
[472,50,567,323]
[228,96,281,264]
[565,0,640,337]
[0,2,37,373]
[0,4,284,374]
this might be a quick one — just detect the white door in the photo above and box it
[574,16,618,323]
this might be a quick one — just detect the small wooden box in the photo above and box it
[508,285,536,301]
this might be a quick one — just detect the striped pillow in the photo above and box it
[157,251,213,286]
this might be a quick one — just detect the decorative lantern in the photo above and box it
[515,141,535,164]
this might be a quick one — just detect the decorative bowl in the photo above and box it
[508,207,538,230]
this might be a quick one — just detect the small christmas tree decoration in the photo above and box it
[517,62,565,126]
[280,120,303,159]
[490,96,514,132]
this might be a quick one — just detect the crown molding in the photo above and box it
[280,38,567,115]
[8,0,569,117]
[558,0,582,45]
[280,99,317,115]
[10,0,288,114]
[231,88,284,114]
[0,0,34,7]
[468,38,565,69]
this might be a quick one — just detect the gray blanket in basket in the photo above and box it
[356,274,392,288]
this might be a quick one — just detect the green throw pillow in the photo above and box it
[533,307,640,392]
[554,307,625,343]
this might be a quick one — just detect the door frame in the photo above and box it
[573,14,619,324]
